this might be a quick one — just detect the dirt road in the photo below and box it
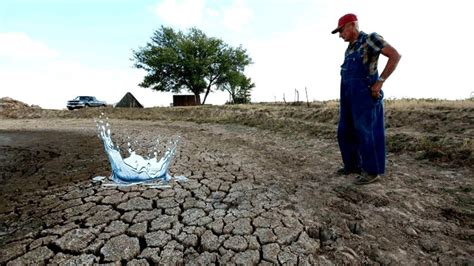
[0,118,472,264]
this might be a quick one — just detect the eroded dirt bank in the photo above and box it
[0,117,472,265]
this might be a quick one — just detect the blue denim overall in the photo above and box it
[337,34,385,175]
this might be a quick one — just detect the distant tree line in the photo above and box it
[133,26,254,104]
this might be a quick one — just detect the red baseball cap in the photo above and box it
[331,13,358,34]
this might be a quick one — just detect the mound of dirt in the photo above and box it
[0,97,33,109]
[0,97,41,118]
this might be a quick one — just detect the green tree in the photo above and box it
[219,71,255,104]
[133,26,253,104]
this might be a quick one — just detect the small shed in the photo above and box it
[173,95,200,106]
[115,92,143,108]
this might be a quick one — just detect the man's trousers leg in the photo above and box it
[337,96,361,172]
[352,99,386,175]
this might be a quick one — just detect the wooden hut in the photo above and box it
[173,95,200,106]
[115,92,143,108]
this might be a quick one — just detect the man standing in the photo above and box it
[332,13,401,185]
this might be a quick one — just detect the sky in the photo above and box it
[1,0,472,109]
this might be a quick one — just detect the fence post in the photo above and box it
[305,87,309,107]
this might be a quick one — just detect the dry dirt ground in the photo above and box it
[0,101,473,265]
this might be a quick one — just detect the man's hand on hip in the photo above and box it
[371,81,383,99]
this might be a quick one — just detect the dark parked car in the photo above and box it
[67,96,106,110]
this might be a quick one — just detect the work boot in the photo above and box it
[336,167,361,176]
[354,172,379,185]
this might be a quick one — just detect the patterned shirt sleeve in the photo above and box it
[367,32,388,52]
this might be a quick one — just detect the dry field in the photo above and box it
[0,98,473,264]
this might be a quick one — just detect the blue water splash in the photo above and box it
[94,114,186,186]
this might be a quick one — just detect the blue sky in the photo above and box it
[1,0,472,109]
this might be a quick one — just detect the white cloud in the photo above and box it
[244,0,474,102]
[0,29,233,109]
[153,0,253,33]
[0,32,59,58]
[155,0,206,28]
[246,21,342,103]
[205,7,219,18]
[0,58,164,109]
[222,0,253,32]
[0,32,227,109]
[3,0,472,110]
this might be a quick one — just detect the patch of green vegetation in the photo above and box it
[415,136,473,166]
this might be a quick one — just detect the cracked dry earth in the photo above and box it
[0,118,472,265]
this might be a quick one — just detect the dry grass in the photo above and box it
[385,98,474,109]
[2,98,473,168]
